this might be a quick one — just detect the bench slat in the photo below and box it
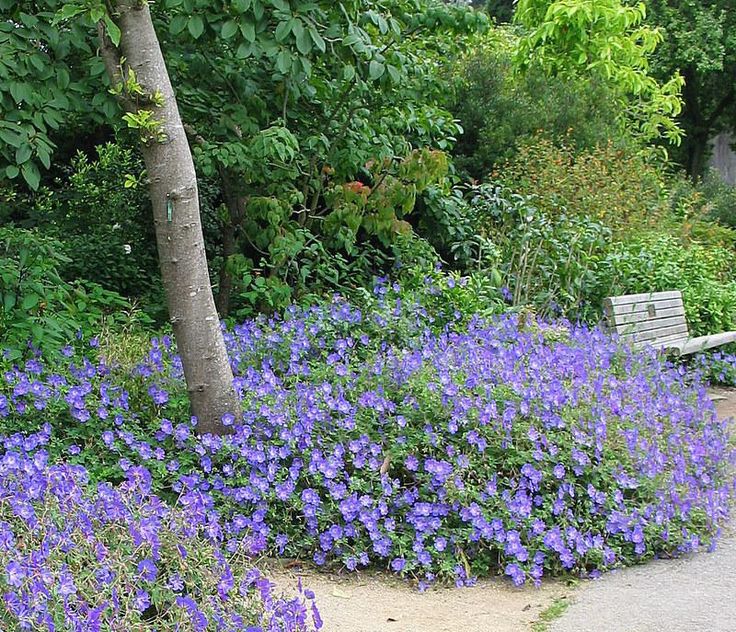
[620,323,689,343]
[605,298,685,318]
[609,305,685,326]
[613,314,688,336]
[604,291,682,308]
[634,332,688,351]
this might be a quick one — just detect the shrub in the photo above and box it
[0,427,321,631]
[450,40,626,180]
[1,287,733,589]
[0,227,136,359]
[467,184,611,321]
[699,170,736,229]
[494,137,667,234]
[30,143,160,300]
[599,234,736,336]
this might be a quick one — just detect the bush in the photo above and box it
[1,287,733,588]
[599,234,736,336]
[30,143,160,300]
[0,227,138,359]
[0,427,321,631]
[495,137,667,234]
[450,40,626,180]
[467,184,611,321]
[699,170,736,229]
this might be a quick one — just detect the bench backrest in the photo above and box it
[602,290,689,350]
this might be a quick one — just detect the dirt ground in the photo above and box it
[268,388,736,632]
[268,563,566,632]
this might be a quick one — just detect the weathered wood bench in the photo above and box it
[603,290,736,355]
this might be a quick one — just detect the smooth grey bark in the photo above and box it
[100,1,238,434]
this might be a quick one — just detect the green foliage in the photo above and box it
[514,0,684,143]
[27,143,164,312]
[600,234,736,336]
[0,227,134,358]
[699,171,736,229]
[0,0,114,190]
[468,185,612,321]
[645,0,736,175]
[450,33,627,179]
[218,147,453,318]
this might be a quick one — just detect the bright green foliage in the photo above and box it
[514,0,684,143]
[601,234,736,336]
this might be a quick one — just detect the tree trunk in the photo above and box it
[101,1,238,434]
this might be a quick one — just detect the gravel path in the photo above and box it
[269,565,565,632]
[550,389,736,632]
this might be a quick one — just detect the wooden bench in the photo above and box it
[603,290,736,355]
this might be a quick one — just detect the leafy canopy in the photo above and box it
[514,0,684,143]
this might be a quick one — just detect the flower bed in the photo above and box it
[1,287,734,589]
[0,427,321,630]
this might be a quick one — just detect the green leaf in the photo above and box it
[21,162,40,190]
[22,293,39,310]
[275,20,292,42]
[310,28,326,53]
[369,60,385,80]
[232,0,251,12]
[295,24,311,55]
[52,3,86,24]
[236,42,253,58]
[15,144,32,165]
[37,147,51,170]
[57,68,70,90]
[5,165,19,179]
[221,20,238,39]
[241,21,256,43]
[104,16,121,46]
[187,15,204,39]
[3,293,16,312]
[170,15,188,34]
[276,50,291,74]
[9,82,31,104]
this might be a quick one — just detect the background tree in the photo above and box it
[645,0,736,176]
[514,0,684,144]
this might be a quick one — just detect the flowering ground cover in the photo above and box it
[0,426,322,630]
[1,281,735,606]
